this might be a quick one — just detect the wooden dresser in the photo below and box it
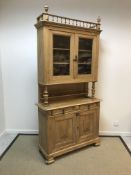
[35,5,101,164]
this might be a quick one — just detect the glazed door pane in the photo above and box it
[53,35,70,49]
[53,35,70,76]
[78,38,93,75]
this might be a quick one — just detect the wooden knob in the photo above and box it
[73,55,78,62]
[76,112,79,116]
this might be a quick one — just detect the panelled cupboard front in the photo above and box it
[35,5,101,164]
[38,100,100,164]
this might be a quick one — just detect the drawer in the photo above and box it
[52,109,63,115]
[89,103,99,109]
[79,104,89,110]
[64,106,79,113]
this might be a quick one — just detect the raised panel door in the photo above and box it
[77,109,98,143]
[53,113,76,150]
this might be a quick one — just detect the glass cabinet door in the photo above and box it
[77,37,93,75]
[53,34,71,76]
[49,31,97,83]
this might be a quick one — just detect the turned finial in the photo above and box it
[44,5,49,13]
[97,16,101,24]
[96,16,101,29]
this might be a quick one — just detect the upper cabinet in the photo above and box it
[35,8,101,85]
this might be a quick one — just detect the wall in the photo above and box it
[0,56,5,135]
[0,0,40,133]
[0,3,5,135]
[0,0,131,135]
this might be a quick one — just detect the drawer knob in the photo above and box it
[76,112,79,116]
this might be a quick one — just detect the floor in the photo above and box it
[0,133,17,158]
[121,136,131,151]
[0,136,131,175]
[0,133,131,158]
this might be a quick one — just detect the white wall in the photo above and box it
[0,2,5,135]
[0,0,131,135]
[0,54,5,135]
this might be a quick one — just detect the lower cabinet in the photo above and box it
[38,101,100,164]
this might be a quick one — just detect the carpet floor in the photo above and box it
[0,135,131,175]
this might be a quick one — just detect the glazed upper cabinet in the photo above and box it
[49,30,98,83]
[36,18,100,85]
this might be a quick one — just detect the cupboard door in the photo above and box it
[49,30,74,83]
[77,109,99,143]
[52,113,76,150]
[74,34,98,81]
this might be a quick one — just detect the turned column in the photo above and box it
[43,85,48,106]
[85,83,89,97]
[91,82,96,98]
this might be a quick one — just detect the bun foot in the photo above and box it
[45,157,55,164]
[94,140,100,146]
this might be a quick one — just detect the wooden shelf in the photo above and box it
[78,63,91,65]
[37,97,100,111]
[79,49,92,52]
[53,48,70,51]
[53,62,70,64]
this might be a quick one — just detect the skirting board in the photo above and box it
[5,129,131,137]
[0,130,6,138]
[6,129,39,135]
[100,131,131,137]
